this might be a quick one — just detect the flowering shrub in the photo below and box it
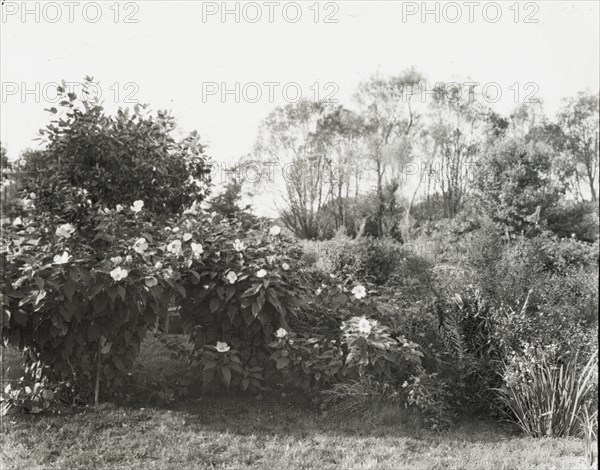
[2,193,316,400]
[268,330,344,391]
[1,83,211,405]
[1,198,180,401]
[266,279,426,398]
[176,215,311,376]
[342,316,423,382]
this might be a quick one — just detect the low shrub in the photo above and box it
[269,330,344,392]
[470,226,598,310]
[545,201,599,243]
[341,316,422,383]
[402,372,455,430]
[307,235,433,296]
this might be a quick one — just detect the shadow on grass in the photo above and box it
[103,392,519,445]
[2,336,519,445]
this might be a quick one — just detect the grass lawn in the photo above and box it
[1,340,595,470]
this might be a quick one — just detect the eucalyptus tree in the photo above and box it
[253,100,337,238]
[424,82,489,218]
[354,69,425,236]
[558,92,599,202]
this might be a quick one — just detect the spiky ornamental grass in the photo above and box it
[497,349,598,438]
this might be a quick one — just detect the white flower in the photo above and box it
[269,225,281,236]
[233,239,245,252]
[110,256,123,265]
[352,285,367,300]
[316,288,322,296]
[358,317,372,335]
[216,341,230,353]
[53,251,71,265]
[191,242,204,259]
[167,240,182,256]
[203,284,209,289]
[154,261,163,269]
[29,192,36,200]
[183,233,193,242]
[55,223,75,239]
[145,276,158,287]
[133,237,148,254]
[131,200,144,213]
[163,268,174,279]
[571,233,576,238]
[275,328,288,338]
[110,267,128,282]
[281,263,290,271]
[226,271,238,284]
[115,204,123,213]
[256,269,267,278]
[125,255,132,263]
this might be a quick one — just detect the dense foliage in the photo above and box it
[1,77,598,442]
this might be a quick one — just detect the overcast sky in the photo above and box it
[2,0,599,168]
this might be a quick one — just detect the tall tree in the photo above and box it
[558,92,599,202]
[425,83,488,218]
[355,69,425,236]
[314,106,368,233]
[254,100,335,239]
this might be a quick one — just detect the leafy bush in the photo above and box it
[269,330,344,392]
[402,373,455,429]
[545,201,599,243]
[178,217,310,373]
[497,346,598,438]
[268,283,425,397]
[468,226,598,359]
[341,316,422,382]
[491,270,598,360]
[1,82,211,405]
[189,342,264,393]
[1,200,180,402]
[309,235,433,293]
[18,78,211,218]
[475,137,569,236]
